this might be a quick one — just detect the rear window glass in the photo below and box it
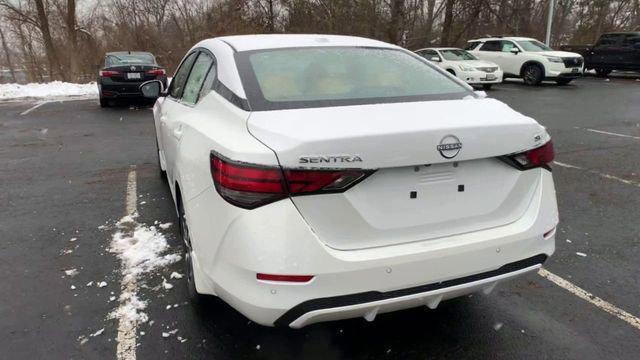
[236,47,470,111]
[106,53,156,67]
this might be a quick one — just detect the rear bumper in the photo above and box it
[185,169,558,327]
[98,77,167,98]
[277,254,546,327]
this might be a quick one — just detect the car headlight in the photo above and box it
[458,64,475,71]
[544,56,563,63]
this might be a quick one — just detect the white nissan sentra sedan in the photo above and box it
[139,34,558,328]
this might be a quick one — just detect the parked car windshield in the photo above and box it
[106,53,156,67]
[516,40,553,52]
[440,49,477,61]
[236,47,472,111]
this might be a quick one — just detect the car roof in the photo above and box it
[468,37,536,42]
[210,34,398,52]
[419,47,462,51]
[105,51,154,56]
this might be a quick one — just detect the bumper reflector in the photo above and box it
[257,273,314,283]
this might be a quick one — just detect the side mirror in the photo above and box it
[140,80,165,99]
[509,47,520,55]
[430,56,441,62]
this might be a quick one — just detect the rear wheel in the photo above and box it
[178,196,205,304]
[595,68,611,77]
[555,78,572,85]
[482,84,493,90]
[523,64,543,86]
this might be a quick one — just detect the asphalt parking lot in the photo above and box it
[1,74,639,359]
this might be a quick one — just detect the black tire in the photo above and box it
[595,68,611,77]
[156,140,167,182]
[99,97,110,108]
[178,196,205,304]
[482,84,493,90]
[555,78,573,85]
[523,64,543,86]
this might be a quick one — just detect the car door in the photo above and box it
[475,40,503,69]
[592,34,623,68]
[496,40,522,75]
[621,34,640,70]
[160,51,198,184]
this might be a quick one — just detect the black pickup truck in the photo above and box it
[561,32,640,76]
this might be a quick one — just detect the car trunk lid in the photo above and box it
[248,98,547,250]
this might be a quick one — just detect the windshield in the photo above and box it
[236,47,471,111]
[106,53,156,66]
[440,49,477,61]
[516,40,552,52]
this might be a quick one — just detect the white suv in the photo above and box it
[467,37,584,85]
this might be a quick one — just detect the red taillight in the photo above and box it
[146,68,166,76]
[99,70,120,77]
[506,140,555,170]
[210,153,373,209]
[256,273,314,283]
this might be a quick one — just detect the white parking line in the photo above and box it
[585,128,640,140]
[553,161,640,188]
[538,269,640,331]
[116,166,138,360]
[20,101,51,116]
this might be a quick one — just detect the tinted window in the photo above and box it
[465,41,480,50]
[199,62,217,100]
[479,41,502,52]
[441,49,477,60]
[622,35,640,47]
[516,40,552,52]
[236,47,470,111]
[597,34,621,47]
[182,52,214,104]
[169,52,198,99]
[417,50,440,60]
[105,53,156,67]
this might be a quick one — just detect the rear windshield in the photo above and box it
[106,53,156,67]
[440,49,477,61]
[235,47,471,111]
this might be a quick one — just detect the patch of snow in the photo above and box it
[64,268,79,277]
[90,328,104,337]
[86,281,94,287]
[70,285,76,290]
[162,329,178,338]
[169,272,183,279]
[70,237,77,242]
[566,239,572,243]
[256,345,261,350]
[108,213,181,327]
[98,281,108,288]
[576,252,587,257]
[109,296,116,302]
[0,81,98,100]
[159,222,172,230]
[493,322,503,331]
[162,278,173,290]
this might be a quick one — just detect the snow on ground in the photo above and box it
[108,213,181,326]
[0,81,98,100]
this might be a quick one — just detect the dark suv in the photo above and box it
[98,51,168,107]
[561,32,640,76]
